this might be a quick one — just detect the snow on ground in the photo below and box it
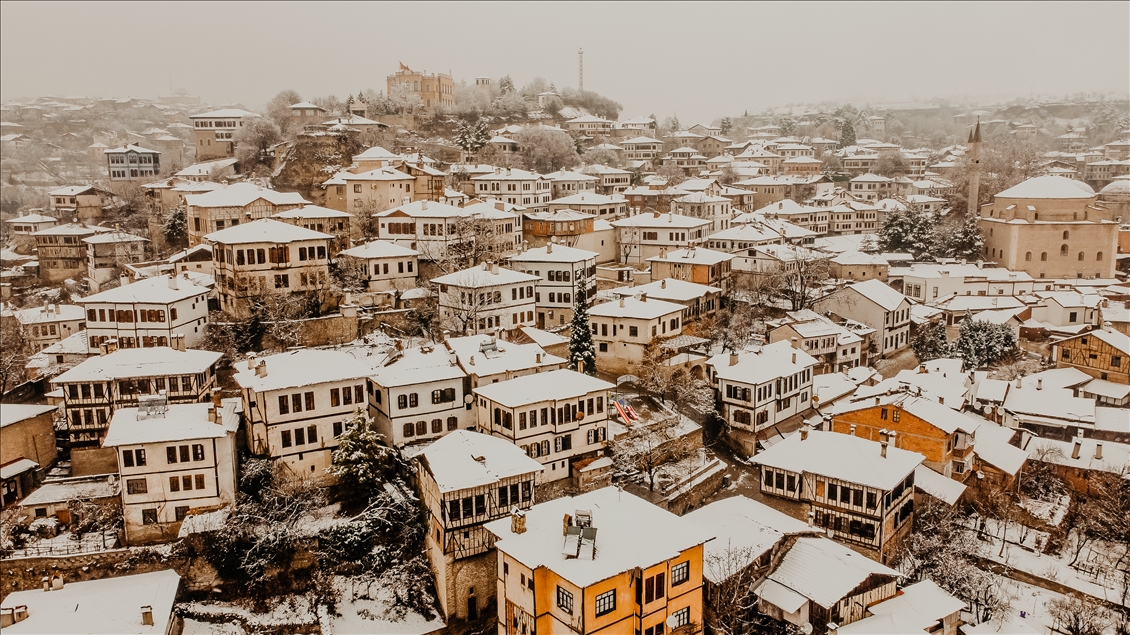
[320,576,444,635]
[294,502,343,536]
[181,595,321,631]
[967,575,1069,634]
[972,518,1125,604]
[7,529,118,557]
[180,618,244,635]
[1018,494,1069,527]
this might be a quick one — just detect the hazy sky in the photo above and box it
[2,2,1127,122]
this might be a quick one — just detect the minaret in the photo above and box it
[578,48,584,92]
[967,119,982,216]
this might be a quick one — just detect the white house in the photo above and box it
[433,263,539,335]
[508,243,599,329]
[588,294,686,375]
[901,263,1035,302]
[6,304,85,351]
[367,344,473,447]
[815,280,912,358]
[471,168,552,212]
[80,273,212,352]
[707,340,818,455]
[234,349,374,482]
[102,400,238,544]
[447,333,566,388]
[612,212,712,265]
[338,240,420,293]
[185,182,309,246]
[473,369,614,481]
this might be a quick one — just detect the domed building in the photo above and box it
[978,175,1118,280]
[1098,177,1130,221]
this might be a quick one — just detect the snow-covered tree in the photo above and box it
[838,118,856,147]
[162,204,187,249]
[911,321,951,363]
[498,75,515,94]
[453,119,490,154]
[953,315,1018,369]
[943,212,985,260]
[719,117,733,135]
[1048,595,1111,635]
[330,408,398,496]
[514,127,579,173]
[611,416,695,492]
[569,275,596,375]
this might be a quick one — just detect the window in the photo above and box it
[169,476,180,492]
[556,586,574,614]
[192,444,204,461]
[122,449,135,468]
[672,561,690,586]
[196,474,205,490]
[278,395,290,415]
[595,589,616,617]
[629,326,639,337]
[126,478,148,494]
[403,422,414,437]
[448,416,458,430]
[398,394,408,409]
[132,449,146,466]
[644,572,665,603]
[142,509,158,525]
[167,447,178,463]
[306,392,316,410]
[670,607,690,628]
[281,430,292,447]
[331,388,340,407]
[409,393,419,408]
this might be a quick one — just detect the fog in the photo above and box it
[2,2,1127,121]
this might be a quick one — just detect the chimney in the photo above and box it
[619,296,626,308]
[256,360,267,377]
[660,279,666,289]
[42,577,49,592]
[511,508,527,534]
[652,210,659,218]
[790,337,799,349]
[1095,443,1103,460]
[247,353,257,370]
[51,574,63,591]
[1072,440,1081,460]
[141,606,154,627]
[800,426,809,441]
[212,387,222,408]
[421,200,428,210]
[729,352,739,366]
[207,406,217,423]
[888,430,897,449]
[660,246,668,258]
[1037,379,1043,391]
[54,304,61,315]
[807,510,815,526]
[850,424,857,435]
[169,274,178,290]
[546,242,553,254]
[535,353,542,363]
[640,292,647,302]
[491,263,499,275]
[120,274,129,287]
[106,338,118,354]
[562,513,572,536]
[576,360,585,373]
[1015,377,1023,389]
[482,261,490,271]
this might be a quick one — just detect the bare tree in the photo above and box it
[1021,445,1067,501]
[0,319,32,394]
[1049,595,1112,635]
[702,545,768,635]
[611,415,695,492]
[770,252,833,312]
[266,90,303,136]
[514,127,579,173]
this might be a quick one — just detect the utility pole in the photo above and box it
[578,48,584,92]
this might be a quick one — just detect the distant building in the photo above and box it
[814,280,911,358]
[80,273,212,352]
[588,295,686,375]
[32,222,111,283]
[509,243,599,329]
[185,182,309,246]
[105,144,160,182]
[189,108,259,161]
[338,240,420,293]
[82,230,148,291]
[103,401,238,544]
[386,67,454,114]
[433,263,538,336]
[48,185,113,223]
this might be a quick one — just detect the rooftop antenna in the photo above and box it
[578,48,584,93]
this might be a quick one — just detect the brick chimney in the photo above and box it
[141,606,154,626]
[511,508,527,534]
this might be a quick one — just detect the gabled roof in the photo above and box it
[190,108,259,119]
[374,199,471,219]
[844,279,908,311]
[549,192,621,206]
[233,349,374,393]
[752,430,923,490]
[184,182,309,208]
[273,204,352,219]
[52,348,222,384]
[203,218,332,244]
[587,296,686,321]
[473,369,614,408]
[611,213,711,229]
[609,278,721,303]
[1058,327,1130,355]
[648,247,733,266]
[758,536,899,610]
[103,402,232,447]
[432,265,539,288]
[419,430,544,493]
[80,274,211,305]
[685,496,816,584]
[509,244,599,263]
[340,239,420,259]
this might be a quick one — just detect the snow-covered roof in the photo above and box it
[103,403,232,447]
[447,334,564,378]
[844,279,908,311]
[273,204,352,219]
[588,295,686,321]
[509,243,599,264]
[418,430,544,493]
[366,344,465,388]
[1060,328,1130,355]
[684,496,815,584]
[203,218,331,244]
[1081,378,1130,400]
[708,340,819,386]
[471,167,544,181]
[707,223,783,243]
[0,569,180,635]
[184,182,309,208]
[1025,435,1128,475]
[10,304,86,324]
[473,369,613,408]
[190,108,259,119]
[543,169,598,182]
[82,230,147,245]
[48,185,102,197]
[31,222,111,237]
[340,239,420,259]
[611,213,711,229]
[902,263,1033,282]
[0,403,57,428]
[756,536,899,610]
[831,250,888,266]
[995,175,1096,199]
[52,348,222,384]
[752,430,923,490]
[81,274,211,306]
[840,579,964,634]
[913,464,966,506]
[432,264,539,288]
[233,349,373,393]
[5,212,57,224]
[648,247,733,266]
[0,458,39,480]
[519,326,569,349]
[972,421,1028,476]
[19,475,118,506]
[373,199,471,219]
[484,487,713,589]
[175,158,238,177]
[609,278,720,303]
[548,192,621,207]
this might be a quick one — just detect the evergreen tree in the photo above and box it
[953,313,1018,370]
[719,117,733,135]
[912,321,952,363]
[839,118,856,148]
[946,213,986,260]
[330,408,398,496]
[454,119,490,154]
[498,75,515,94]
[878,208,916,253]
[568,274,597,375]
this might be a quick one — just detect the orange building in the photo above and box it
[1052,326,1130,384]
[486,487,710,635]
[824,391,978,479]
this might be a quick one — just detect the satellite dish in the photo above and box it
[464,394,474,404]
[982,404,992,415]
[801,623,814,635]
[666,615,680,629]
